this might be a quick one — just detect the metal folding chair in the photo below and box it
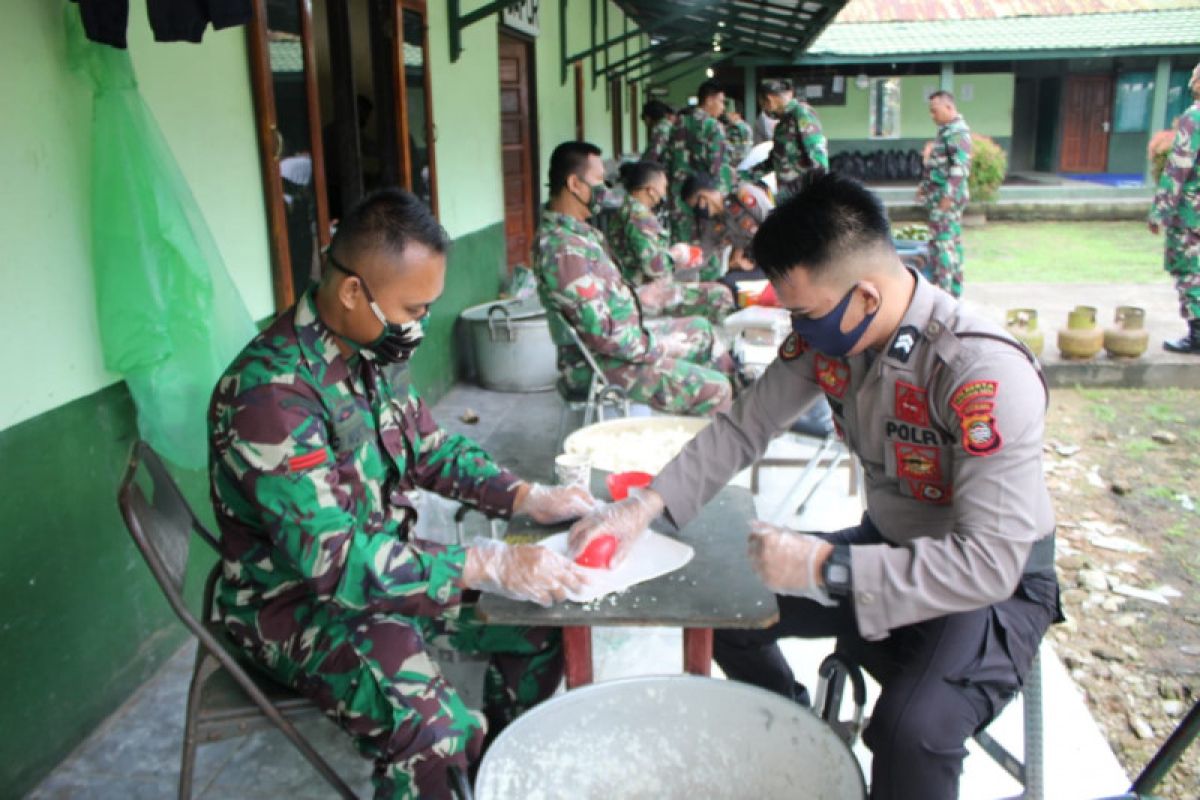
[816,648,1046,800]
[749,399,860,518]
[551,313,631,447]
[116,440,360,800]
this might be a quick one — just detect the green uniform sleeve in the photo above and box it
[1150,109,1200,227]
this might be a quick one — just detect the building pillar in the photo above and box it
[1147,56,1173,186]
[744,64,758,119]
[940,62,955,93]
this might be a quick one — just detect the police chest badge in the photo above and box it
[894,380,930,427]
[814,354,850,398]
[950,380,1003,456]
[779,332,808,361]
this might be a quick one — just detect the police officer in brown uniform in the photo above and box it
[569,173,1060,800]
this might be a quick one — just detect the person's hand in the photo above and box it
[669,242,693,269]
[1148,220,1161,235]
[638,278,679,310]
[515,482,601,524]
[729,249,754,272]
[568,488,665,569]
[464,539,588,607]
[747,520,836,605]
[938,196,953,211]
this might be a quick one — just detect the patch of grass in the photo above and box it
[1123,438,1159,458]
[1146,486,1177,501]
[1090,403,1118,423]
[966,222,1164,283]
[1166,521,1192,539]
[1146,403,1186,425]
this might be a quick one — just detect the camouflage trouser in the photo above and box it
[642,280,735,324]
[1164,225,1200,321]
[568,317,734,416]
[236,604,561,799]
[927,204,965,297]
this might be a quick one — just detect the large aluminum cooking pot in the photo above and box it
[459,297,558,392]
[473,675,866,799]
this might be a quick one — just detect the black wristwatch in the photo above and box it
[821,544,853,598]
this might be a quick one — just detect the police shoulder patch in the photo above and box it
[779,332,808,361]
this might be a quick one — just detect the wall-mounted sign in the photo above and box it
[502,0,540,37]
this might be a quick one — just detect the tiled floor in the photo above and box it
[29,384,1131,799]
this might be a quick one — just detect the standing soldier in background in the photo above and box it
[606,160,734,323]
[641,99,676,165]
[667,80,737,245]
[722,99,755,165]
[534,142,736,416]
[1147,61,1200,354]
[917,90,973,298]
[745,78,828,200]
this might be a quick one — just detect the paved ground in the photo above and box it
[31,379,1136,799]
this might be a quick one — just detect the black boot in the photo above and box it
[1163,320,1200,354]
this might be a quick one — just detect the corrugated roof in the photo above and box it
[807,8,1200,58]
[836,0,1200,24]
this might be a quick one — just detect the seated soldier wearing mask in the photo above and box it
[603,159,734,323]
[681,172,774,293]
[209,189,598,799]
[533,141,738,417]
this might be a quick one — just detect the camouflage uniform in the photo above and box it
[642,117,674,165]
[919,114,973,298]
[666,107,736,245]
[746,98,829,201]
[722,115,755,166]
[532,207,735,415]
[208,291,562,799]
[1149,102,1200,322]
[605,193,735,323]
[696,182,774,281]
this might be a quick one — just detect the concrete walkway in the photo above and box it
[30,383,1137,799]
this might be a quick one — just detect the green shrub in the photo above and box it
[969,134,1007,203]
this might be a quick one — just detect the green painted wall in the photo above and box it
[0,2,272,433]
[0,382,214,795]
[1,4,267,795]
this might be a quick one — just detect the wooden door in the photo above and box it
[1060,75,1113,173]
[499,35,536,271]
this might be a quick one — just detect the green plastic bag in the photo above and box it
[67,7,255,468]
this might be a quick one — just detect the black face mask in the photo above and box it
[329,253,427,365]
[693,203,711,220]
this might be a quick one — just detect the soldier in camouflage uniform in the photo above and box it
[745,78,829,201]
[641,99,676,165]
[1148,62,1200,354]
[917,91,973,298]
[605,160,734,323]
[681,172,774,286]
[666,80,737,245]
[721,102,755,166]
[533,142,736,416]
[209,189,600,799]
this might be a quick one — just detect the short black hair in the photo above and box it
[679,173,716,203]
[618,160,666,192]
[760,78,793,96]
[548,141,602,194]
[751,172,892,281]
[642,99,674,122]
[928,90,955,103]
[329,187,448,264]
[697,80,725,103]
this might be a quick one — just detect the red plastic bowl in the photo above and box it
[606,471,654,501]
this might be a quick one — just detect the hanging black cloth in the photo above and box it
[71,0,252,48]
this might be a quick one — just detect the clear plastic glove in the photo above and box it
[747,520,836,606]
[515,482,601,524]
[464,539,588,607]
[568,488,664,569]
